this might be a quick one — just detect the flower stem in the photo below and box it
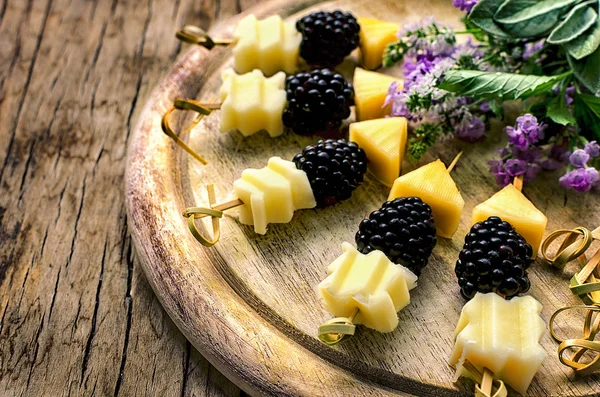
[454,29,483,34]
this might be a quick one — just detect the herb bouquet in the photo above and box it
[383,0,600,192]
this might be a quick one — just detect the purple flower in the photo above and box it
[505,159,527,176]
[541,144,570,170]
[456,116,485,142]
[523,40,545,60]
[479,100,491,112]
[488,159,511,186]
[516,114,544,143]
[585,141,600,157]
[569,149,590,168]
[505,114,544,149]
[505,126,529,149]
[453,0,478,13]
[559,167,600,192]
[565,85,576,106]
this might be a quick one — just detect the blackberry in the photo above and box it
[283,69,354,136]
[296,10,360,67]
[355,197,437,276]
[293,139,367,207]
[455,216,534,300]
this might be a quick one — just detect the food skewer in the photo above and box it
[161,66,357,161]
[180,139,368,246]
[450,175,547,395]
[175,11,400,73]
[317,153,463,345]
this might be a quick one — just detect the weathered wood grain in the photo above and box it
[0,0,257,396]
[127,0,600,396]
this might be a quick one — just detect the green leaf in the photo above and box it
[547,3,597,44]
[488,99,505,119]
[547,94,576,125]
[564,20,600,60]
[494,0,580,37]
[580,93,600,118]
[568,46,600,95]
[439,70,571,100]
[575,94,600,139]
[468,0,511,37]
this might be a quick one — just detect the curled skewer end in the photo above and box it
[161,98,219,165]
[176,25,234,49]
[318,308,359,346]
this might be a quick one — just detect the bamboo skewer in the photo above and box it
[176,25,235,49]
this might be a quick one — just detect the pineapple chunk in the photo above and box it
[388,159,464,238]
[358,17,401,70]
[472,184,547,257]
[349,117,407,187]
[353,68,402,121]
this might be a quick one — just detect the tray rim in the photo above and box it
[125,1,475,396]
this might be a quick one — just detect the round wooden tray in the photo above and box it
[125,0,600,395]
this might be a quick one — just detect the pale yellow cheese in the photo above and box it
[357,17,401,70]
[233,157,316,234]
[388,159,464,238]
[232,14,301,76]
[449,292,546,395]
[353,68,402,121]
[349,117,407,187]
[472,184,547,257]
[318,242,417,333]
[219,69,287,137]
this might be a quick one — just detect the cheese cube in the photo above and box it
[318,242,417,333]
[388,159,464,238]
[472,184,547,257]
[233,157,315,234]
[232,14,301,76]
[219,69,287,137]
[449,292,547,395]
[353,68,401,121]
[349,117,407,187]
[358,17,401,70]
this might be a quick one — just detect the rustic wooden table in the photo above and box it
[0,0,259,395]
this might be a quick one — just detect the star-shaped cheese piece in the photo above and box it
[233,157,316,234]
[449,293,547,395]
[472,184,547,257]
[219,69,287,138]
[318,242,417,333]
[232,14,301,76]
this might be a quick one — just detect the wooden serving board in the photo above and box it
[125,0,600,395]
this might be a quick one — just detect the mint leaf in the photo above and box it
[575,94,600,139]
[547,94,576,125]
[468,0,511,37]
[439,70,571,100]
[568,47,600,95]
[564,20,600,60]
[547,3,597,44]
[494,0,580,37]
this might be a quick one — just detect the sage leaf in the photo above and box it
[468,0,511,37]
[547,2,597,44]
[495,0,580,37]
[568,47,600,95]
[564,20,600,60]
[439,70,571,100]
[547,94,576,125]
